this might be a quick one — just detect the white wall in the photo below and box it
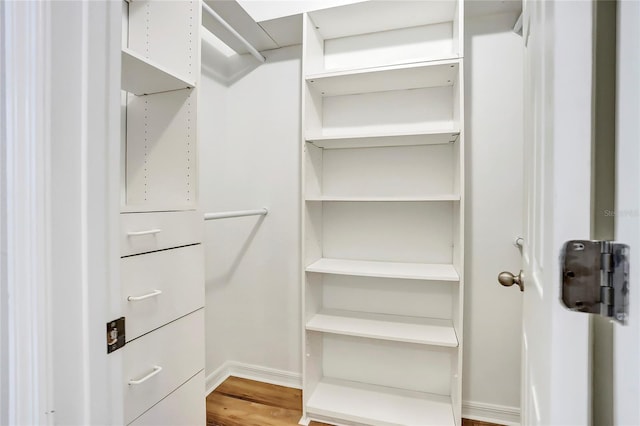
[200,45,302,385]
[463,12,524,421]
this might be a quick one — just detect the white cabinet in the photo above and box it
[123,310,205,424]
[120,210,202,256]
[129,371,205,426]
[301,1,465,425]
[121,244,204,341]
[119,1,204,425]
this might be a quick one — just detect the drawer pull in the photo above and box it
[128,365,163,385]
[127,229,162,237]
[127,289,162,302]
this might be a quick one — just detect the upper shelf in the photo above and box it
[121,48,195,96]
[306,128,460,149]
[308,1,458,40]
[306,60,459,97]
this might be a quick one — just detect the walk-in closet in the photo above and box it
[8,0,640,424]
[117,0,522,425]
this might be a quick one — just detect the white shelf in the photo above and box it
[306,378,455,426]
[305,195,460,202]
[307,310,458,347]
[306,60,459,97]
[306,258,460,281]
[309,1,458,40]
[307,129,460,149]
[120,203,197,214]
[121,48,195,96]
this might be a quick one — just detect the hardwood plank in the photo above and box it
[207,392,302,426]
[206,376,331,426]
[214,376,301,411]
[462,419,505,426]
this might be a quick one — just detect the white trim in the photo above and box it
[0,2,122,423]
[47,2,122,424]
[298,416,311,426]
[205,362,232,396]
[228,362,302,389]
[462,400,521,426]
[614,0,640,424]
[303,415,354,426]
[1,2,54,424]
[205,361,302,396]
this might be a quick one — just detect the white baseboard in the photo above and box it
[205,361,302,396]
[462,400,520,426]
[298,416,310,426]
[205,361,232,396]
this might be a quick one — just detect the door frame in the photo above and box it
[1,1,123,424]
[614,0,640,423]
[1,2,54,424]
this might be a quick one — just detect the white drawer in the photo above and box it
[122,244,204,341]
[123,309,204,424]
[121,210,202,256]
[128,371,205,426]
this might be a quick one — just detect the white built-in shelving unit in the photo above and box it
[119,1,204,425]
[301,1,464,425]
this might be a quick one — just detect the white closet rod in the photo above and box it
[201,2,266,63]
[204,208,269,220]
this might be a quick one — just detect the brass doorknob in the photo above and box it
[498,270,524,292]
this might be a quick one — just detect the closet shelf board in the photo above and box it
[306,129,460,149]
[120,204,198,214]
[306,60,459,97]
[305,258,460,281]
[308,1,457,40]
[305,195,461,202]
[122,48,195,96]
[306,310,458,347]
[306,378,455,426]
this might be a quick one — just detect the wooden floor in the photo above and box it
[461,421,504,426]
[206,376,328,426]
[206,376,504,426]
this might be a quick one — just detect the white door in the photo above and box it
[519,0,594,424]
[614,0,640,424]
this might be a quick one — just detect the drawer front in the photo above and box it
[128,371,205,426]
[121,210,202,256]
[123,309,204,424]
[122,244,204,341]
